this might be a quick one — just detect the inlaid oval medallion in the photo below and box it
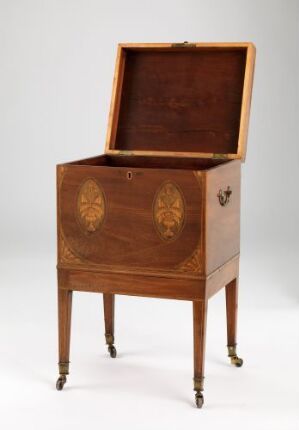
[153,181,185,242]
[77,179,105,233]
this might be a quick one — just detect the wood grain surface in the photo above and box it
[105,43,255,161]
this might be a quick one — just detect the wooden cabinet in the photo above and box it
[56,42,255,408]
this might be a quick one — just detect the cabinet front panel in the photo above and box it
[58,166,203,274]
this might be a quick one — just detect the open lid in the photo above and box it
[105,42,255,161]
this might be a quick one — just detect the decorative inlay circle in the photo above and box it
[77,179,105,233]
[153,181,185,242]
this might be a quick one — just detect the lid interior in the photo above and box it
[107,45,252,158]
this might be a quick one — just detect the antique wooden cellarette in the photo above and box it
[56,42,255,407]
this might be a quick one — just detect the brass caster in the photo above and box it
[108,345,117,358]
[195,391,204,408]
[230,356,243,367]
[227,345,243,367]
[56,375,67,391]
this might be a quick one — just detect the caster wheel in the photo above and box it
[231,356,243,367]
[56,375,67,391]
[195,392,204,408]
[108,345,117,358]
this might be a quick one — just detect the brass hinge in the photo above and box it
[171,41,196,48]
[118,150,134,156]
[213,153,229,159]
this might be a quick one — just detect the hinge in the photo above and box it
[171,41,196,48]
[213,153,229,159]
[118,150,134,156]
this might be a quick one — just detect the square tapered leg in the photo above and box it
[193,300,208,408]
[103,293,117,358]
[56,288,73,390]
[225,278,243,367]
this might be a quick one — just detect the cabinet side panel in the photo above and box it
[205,161,241,275]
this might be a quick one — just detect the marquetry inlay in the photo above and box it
[179,247,202,272]
[77,179,105,233]
[60,232,82,264]
[153,181,185,242]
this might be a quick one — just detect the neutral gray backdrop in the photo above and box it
[0,1,299,429]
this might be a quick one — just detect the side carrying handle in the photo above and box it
[217,186,232,207]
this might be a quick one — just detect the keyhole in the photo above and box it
[127,171,133,180]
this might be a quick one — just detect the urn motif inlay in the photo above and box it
[153,181,185,241]
[77,179,105,233]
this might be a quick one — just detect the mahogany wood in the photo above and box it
[225,278,239,347]
[193,300,208,386]
[58,165,203,273]
[57,160,240,277]
[206,256,239,299]
[105,43,255,161]
[58,267,207,300]
[103,293,115,340]
[115,49,246,154]
[56,41,255,406]
[205,160,241,274]
[57,288,72,370]
[70,154,225,169]
[57,256,239,301]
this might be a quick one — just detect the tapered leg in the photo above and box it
[103,293,117,358]
[56,288,73,390]
[193,300,208,408]
[225,278,243,367]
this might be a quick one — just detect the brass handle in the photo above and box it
[217,186,232,206]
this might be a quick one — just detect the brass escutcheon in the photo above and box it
[217,186,232,206]
[127,171,133,180]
